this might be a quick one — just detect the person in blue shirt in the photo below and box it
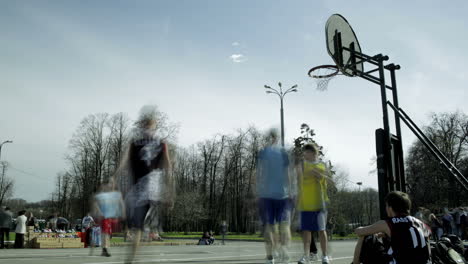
[93,179,125,257]
[256,129,292,264]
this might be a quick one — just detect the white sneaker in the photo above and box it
[298,255,310,264]
[310,253,318,261]
[265,258,275,264]
[321,255,330,264]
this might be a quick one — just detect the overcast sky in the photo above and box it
[1,0,468,202]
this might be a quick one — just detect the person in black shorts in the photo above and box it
[352,191,431,264]
[114,105,174,264]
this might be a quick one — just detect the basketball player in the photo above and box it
[352,191,431,264]
[256,129,293,264]
[296,144,331,264]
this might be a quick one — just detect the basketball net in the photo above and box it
[308,65,340,91]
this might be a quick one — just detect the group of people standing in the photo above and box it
[256,129,331,264]
[0,207,34,249]
[415,206,468,241]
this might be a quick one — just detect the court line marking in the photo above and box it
[83,254,354,264]
[83,253,270,264]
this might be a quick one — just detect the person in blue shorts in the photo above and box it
[256,129,293,264]
[296,144,331,264]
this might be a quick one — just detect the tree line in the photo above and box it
[405,111,468,211]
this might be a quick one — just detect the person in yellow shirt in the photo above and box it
[296,144,331,264]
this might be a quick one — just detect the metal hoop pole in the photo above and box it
[389,64,405,192]
[377,56,393,219]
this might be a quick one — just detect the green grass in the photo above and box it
[6,232,16,241]
[110,237,125,243]
[9,231,356,245]
[160,232,357,241]
[333,233,358,239]
[161,232,264,240]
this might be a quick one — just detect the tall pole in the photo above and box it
[280,98,285,146]
[357,182,363,226]
[388,64,406,193]
[376,55,394,219]
[264,83,298,147]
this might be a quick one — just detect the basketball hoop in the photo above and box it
[308,64,340,91]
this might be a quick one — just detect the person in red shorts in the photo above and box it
[94,179,125,257]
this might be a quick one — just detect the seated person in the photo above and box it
[198,231,214,245]
[352,191,431,264]
[208,231,215,244]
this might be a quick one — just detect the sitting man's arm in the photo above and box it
[355,220,391,237]
[352,220,391,264]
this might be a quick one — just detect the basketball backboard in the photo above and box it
[325,14,363,76]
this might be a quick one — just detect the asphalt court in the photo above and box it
[0,241,356,264]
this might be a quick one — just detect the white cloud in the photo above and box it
[232,42,240,46]
[229,54,247,63]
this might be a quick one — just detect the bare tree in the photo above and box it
[0,161,14,206]
[406,111,468,208]
[52,172,74,217]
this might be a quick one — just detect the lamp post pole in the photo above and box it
[357,181,363,226]
[264,83,298,147]
[0,140,13,161]
[357,182,362,192]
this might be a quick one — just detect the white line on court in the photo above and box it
[0,248,221,257]
[83,253,353,264]
[83,253,269,264]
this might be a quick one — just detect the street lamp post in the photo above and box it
[0,140,13,161]
[356,182,363,226]
[264,82,298,147]
[356,182,363,192]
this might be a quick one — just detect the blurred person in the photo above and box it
[460,207,467,240]
[0,207,13,249]
[14,210,27,248]
[296,144,331,264]
[256,128,292,264]
[309,233,319,261]
[48,213,58,230]
[442,208,453,235]
[198,231,214,245]
[89,222,101,248]
[221,220,227,245]
[422,209,432,226]
[429,210,443,241]
[82,213,94,247]
[414,207,425,221]
[27,212,36,228]
[56,216,69,231]
[327,216,335,241]
[93,179,125,257]
[113,105,174,264]
[453,207,462,237]
[415,207,431,227]
[209,230,215,244]
[461,207,468,240]
[351,191,430,264]
[82,213,95,231]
